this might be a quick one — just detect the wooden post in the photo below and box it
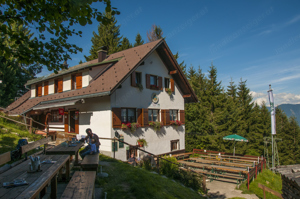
[113,139,116,159]
[247,173,250,190]
[202,175,207,193]
[29,118,32,133]
[157,157,160,173]
[255,165,257,179]
[66,159,70,181]
[263,185,266,199]
[261,160,263,172]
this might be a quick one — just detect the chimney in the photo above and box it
[98,50,107,62]
[63,60,68,69]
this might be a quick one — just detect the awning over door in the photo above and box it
[33,99,81,110]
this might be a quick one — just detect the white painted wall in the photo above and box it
[31,85,36,98]
[49,79,54,94]
[66,96,112,153]
[82,70,89,87]
[63,75,71,91]
[110,50,185,161]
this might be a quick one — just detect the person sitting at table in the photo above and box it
[83,128,100,153]
[80,139,97,159]
[128,153,138,166]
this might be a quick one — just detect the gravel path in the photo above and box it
[206,180,258,199]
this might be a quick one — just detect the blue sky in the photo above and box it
[38,0,300,106]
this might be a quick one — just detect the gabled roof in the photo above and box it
[5,39,198,115]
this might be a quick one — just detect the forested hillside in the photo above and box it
[184,64,300,166]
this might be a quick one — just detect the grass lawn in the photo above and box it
[0,117,43,162]
[238,169,282,199]
[96,154,204,199]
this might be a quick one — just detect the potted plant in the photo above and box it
[121,122,141,133]
[137,138,148,147]
[150,85,159,90]
[121,123,128,130]
[165,88,173,96]
[137,83,143,92]
[149,121,164,131]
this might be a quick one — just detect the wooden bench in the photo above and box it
[60,171,96,199]
[0,152,11,166]
[81,153,99,171]
[21,137,52,156]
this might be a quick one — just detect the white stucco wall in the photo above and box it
[66,96,112,153]
[49,80,54,94]
[82,71,89,87]
[110,50,185,161]
[31,85,36,98]
[63,75,71,91]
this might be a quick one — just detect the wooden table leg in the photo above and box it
[51,175,57,199]
[75,151,79,165]
[58,168,62,181]
[66,159,70,181]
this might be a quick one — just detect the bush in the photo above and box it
[159,156,179,178]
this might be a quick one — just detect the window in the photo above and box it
[44,81,48,96]
[170,110,178,121]
[121,108,136,123]
[148,109,159,122]
[171,140,179,151]
[55,78,63,93]
[165,78,170,88]
[136,72,141,85]
[51,110,63,123]
[71,74,77,90]
[150,75,157,86]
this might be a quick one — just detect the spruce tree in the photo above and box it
[173,52,187,76]
[85,12,122,61]
[147,24,165,42]
[119,37,132,51]
[134,33,144,47]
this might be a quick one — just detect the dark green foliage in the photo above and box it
[0,23,41,107]
[134,33,144,47]
[85,12,122,61]
[0,0,119,72]
[184,63,300,165]
[147,24,165,42]
[119,37,132,51]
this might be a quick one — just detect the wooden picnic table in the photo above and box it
[46,142,84,165]
[178,160,249,174]
[195,154,258,164]
[0,154,70,199]
[189,157,253,168]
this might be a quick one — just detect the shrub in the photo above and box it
[159,156,179,178]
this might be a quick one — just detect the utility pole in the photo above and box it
[268,84,276,172]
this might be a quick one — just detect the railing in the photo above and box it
[258,183,283,199]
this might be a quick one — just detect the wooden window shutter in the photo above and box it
[112,108,122,128]
[142,108,149,126]
[75,114,79,134]
[137,109,143,126]
[44,81,48,96]
[165,110,170,125]
[76,73,82,89]
[158,76,163,90]
[180,110,185,124]
[161,110,166,125]
[58,78,63,93]
[170,79,175,92]
[131,72,136,87]
[146,74,150,89]
[64,112,69,132]
[37,84,42,97]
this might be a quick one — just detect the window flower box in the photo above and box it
[170,120,182,127]
[121,122,141,133]
[150,85,159,90]
[165,88,173,96]
[149,121,163,131]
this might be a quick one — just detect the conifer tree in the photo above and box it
[119,37,132,51]
[147,24,164,42]
[134,33,144,47]
[85,12,122,61]
[173,52,187,76]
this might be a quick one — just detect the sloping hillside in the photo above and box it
[96,155,204,199]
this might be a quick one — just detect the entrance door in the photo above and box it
[69,111,76,133]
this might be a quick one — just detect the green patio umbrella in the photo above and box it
[223,134,248,156]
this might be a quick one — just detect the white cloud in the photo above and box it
[286,14,300,25]
[251,92,300,106]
